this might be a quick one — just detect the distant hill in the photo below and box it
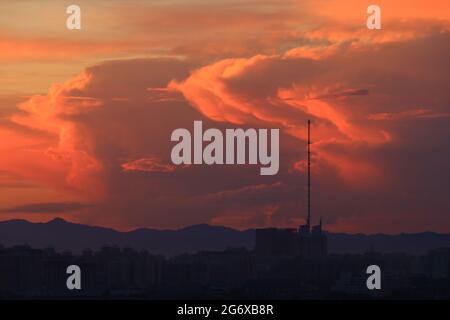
[0,218,254,256]
[0,218,449,256]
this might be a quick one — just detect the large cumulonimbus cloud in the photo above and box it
[2,20,450,232]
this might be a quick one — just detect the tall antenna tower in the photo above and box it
[307,120,311,231]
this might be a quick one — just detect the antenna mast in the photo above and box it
[307,120,311,232]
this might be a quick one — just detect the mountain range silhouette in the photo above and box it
[0,218,449,256]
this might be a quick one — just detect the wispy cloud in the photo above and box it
[0,202,92,214]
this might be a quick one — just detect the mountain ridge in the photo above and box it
[1,218,449,256]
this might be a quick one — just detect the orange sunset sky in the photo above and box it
[0,0,449,233]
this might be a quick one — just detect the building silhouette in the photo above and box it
[255,120,327,258]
